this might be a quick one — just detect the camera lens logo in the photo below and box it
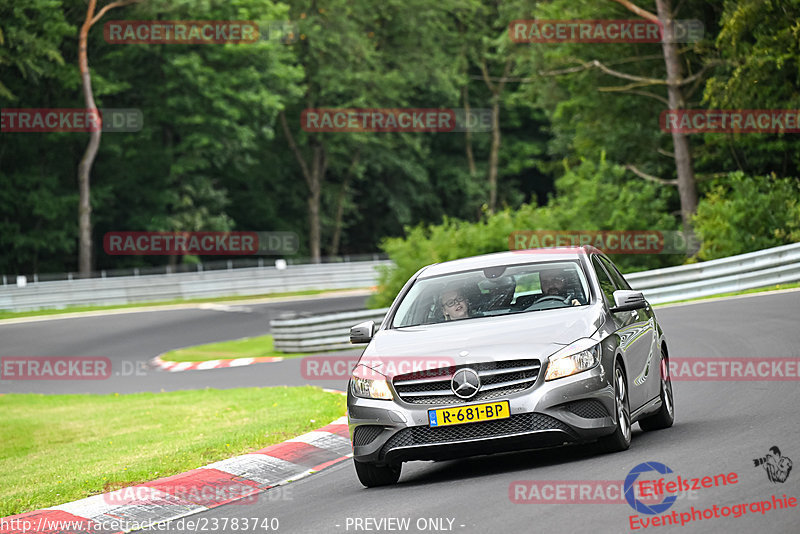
[624,461,678,515]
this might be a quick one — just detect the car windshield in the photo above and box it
[391,261,590,328]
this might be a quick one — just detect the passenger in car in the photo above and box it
[440,287,471,321]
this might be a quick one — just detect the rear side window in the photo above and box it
[591,256,616,306]
[599,256,632,290]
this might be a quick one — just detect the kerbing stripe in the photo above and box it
[141,469,261,507]
[255,442,342,469]
[200,454,304,487]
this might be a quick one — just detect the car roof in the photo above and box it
[417,246,602,279]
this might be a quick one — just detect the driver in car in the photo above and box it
[538,270,581,306]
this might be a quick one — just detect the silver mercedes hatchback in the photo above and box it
[347,247,674,487]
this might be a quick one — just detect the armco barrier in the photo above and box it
[0,260,391,312]
[270,242,800,353]
[271,308,389,352]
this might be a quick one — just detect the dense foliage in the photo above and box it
[1,0,798,281]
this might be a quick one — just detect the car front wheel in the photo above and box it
[354,459,401,487]
[598,361,631,453]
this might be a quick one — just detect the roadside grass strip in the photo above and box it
[157,335,308,364]
[0,387,347,518]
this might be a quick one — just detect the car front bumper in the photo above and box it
[347,363,618,465]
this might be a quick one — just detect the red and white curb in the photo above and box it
[0,416,351,534]
[151,355,284,372]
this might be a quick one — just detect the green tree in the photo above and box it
[0,0,73,100]
[693,172,800,260]
[702,0,800,178]
[278,0,464,261]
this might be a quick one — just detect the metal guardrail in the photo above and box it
[270,242,800,353]
[271,308,389,352]
[0,260,392,312]
[2,253,389,283]
[625,242,800,292]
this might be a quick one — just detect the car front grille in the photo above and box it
[379,413,572,457]
[392,359,541,405]
[564,399,609,419]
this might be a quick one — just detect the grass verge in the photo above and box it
[0,387,346,517]
[0,287,366,321]
[654,281,800,307]
[160,335,310,362]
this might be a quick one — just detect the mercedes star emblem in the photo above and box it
[451,368,480,399]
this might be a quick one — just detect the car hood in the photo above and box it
[361,304,605,370]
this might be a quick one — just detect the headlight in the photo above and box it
[350,364,393,400]
[545,343,601,381]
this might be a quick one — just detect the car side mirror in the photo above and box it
[350,320,375,344]
[610,290,647,313]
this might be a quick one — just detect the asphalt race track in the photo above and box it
[0,294,367,395]
[3,291,800,533]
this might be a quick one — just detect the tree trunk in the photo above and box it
[329,178,348,257]
[307,187,321,263]
[479,59,510,214]
[280,112,326,263]
[463,85,476,176]
[307,144,327,263]
[656,0,698,231]
[487,94,501,213]
[329,151,359,256]
[75,0,141,275]
[77,1,101,276]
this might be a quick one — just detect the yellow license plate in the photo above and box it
[428,401,510,427]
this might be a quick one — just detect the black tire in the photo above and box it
[354,459,401,487]
[639,349,675,431]
[598,360,631,453]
